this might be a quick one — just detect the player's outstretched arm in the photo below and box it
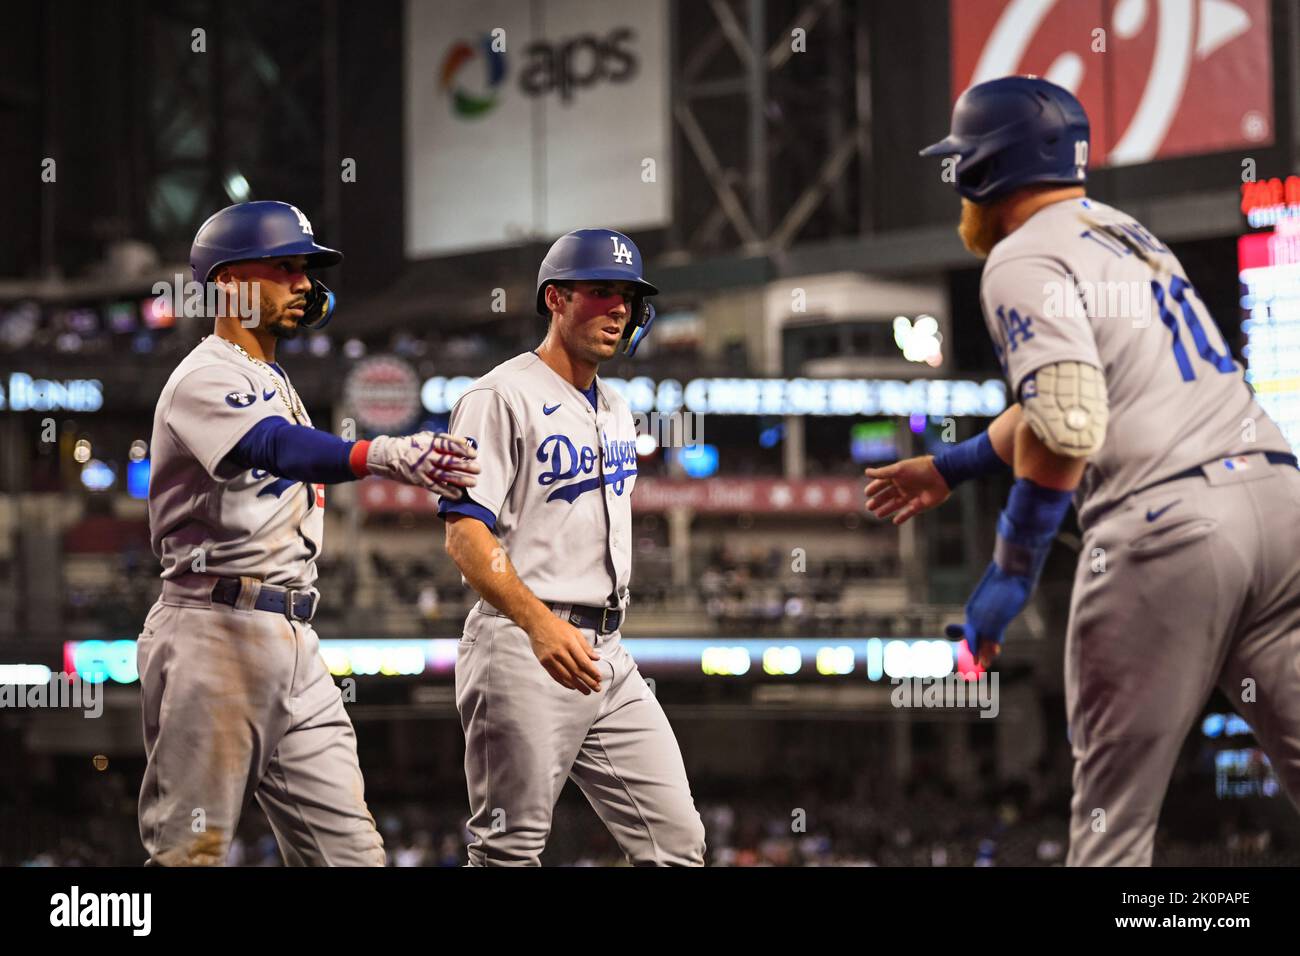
[444,514,603,695]
[224,418,480,495]
[864,404,1020,524]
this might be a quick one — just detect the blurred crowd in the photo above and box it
[6,777,1294,867]
[690,542,903,634]
[0,299,508,367]
[60,532,919,639]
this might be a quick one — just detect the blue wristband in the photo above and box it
[932,431,1007,489]
[993,478,1073,580]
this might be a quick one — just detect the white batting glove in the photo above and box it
[366,432,480,499]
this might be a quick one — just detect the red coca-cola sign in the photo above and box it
[949,0,1273,166]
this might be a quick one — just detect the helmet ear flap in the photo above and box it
[959,155,995,199]
[300,278,335,330]
[621,299,656,357]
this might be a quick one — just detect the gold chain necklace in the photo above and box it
[215,336,309,425]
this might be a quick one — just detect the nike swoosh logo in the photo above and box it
[263,389,276,401]
[543,403,560,415]
[1146,501,1180,522]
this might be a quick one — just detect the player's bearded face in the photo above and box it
[227,258,311,337]
[554,282,635,363]
[958,198,1003,259]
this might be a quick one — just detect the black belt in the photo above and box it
[1134,451,1298,497]
[211,578,318,622]
[551,602,623,635]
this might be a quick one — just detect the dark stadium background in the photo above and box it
[1,0,1297,866]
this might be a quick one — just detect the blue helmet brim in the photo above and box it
[536,271,659,315]
[919,135,972,158]
[202,241,342,283]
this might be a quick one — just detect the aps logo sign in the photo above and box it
[439,35,507,118]
[437,27,638,119]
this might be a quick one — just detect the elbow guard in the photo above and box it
[1021,361,1108,459]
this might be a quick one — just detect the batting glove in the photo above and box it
[366,432,480,499]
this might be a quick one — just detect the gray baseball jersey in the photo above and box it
[138,333,383,866]
[980,196,1291,529]
[441,350,705,866]
[148,334,324,589]
[439,350,638,607]
[980,197,1300,866]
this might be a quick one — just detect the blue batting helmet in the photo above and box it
[190,201,343,329]
[920,75,1090,204]
[536,228,659,357]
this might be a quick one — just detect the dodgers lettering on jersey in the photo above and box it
[440,352,637,608]
[148,335,324,588]
[537,431,638,502]
[980,197,1291,529]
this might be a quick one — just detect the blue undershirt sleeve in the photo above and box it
[222,416,360,484]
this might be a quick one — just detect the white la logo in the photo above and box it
[610,236,633,265]
[289,205,315,236]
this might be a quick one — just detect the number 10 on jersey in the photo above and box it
[1150,275,1236,382]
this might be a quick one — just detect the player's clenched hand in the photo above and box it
[366,432,481,498]
[863,456,951,525]
[525,613,603,694]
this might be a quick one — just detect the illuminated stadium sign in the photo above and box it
[1239,224,1300,452]
[63,639,450,684]
[1240,175,1300,229]
[422,375,1007,418]
[0,373,104,412]
[63,638,960,682]
[344,356,423,434]
[62,640,138,684]
[317,640,444,677]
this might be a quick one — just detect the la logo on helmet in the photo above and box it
[610,236,633,264]
[290,205,315,237]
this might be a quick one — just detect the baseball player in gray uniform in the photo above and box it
[439,228,706,866]
[867,77,1300,865]
[139,201,479,865]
